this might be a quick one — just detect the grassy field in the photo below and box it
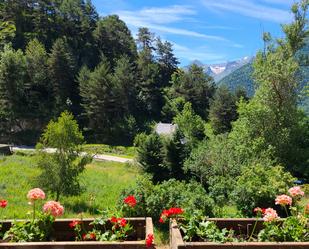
[0,155,139,219]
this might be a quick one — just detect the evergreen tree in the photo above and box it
[156,37,179,87]
[170,65,216,119]
[93,15,137,67]
[0,45,27,140]
[48,38,77,115]
[25,39,53,122]
[79,58,127,143]
[164,129,187,180]
[209,85,238,134]
[137,133,165,183]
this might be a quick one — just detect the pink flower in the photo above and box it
[288,186,304,198]
[27,188,45,202]
[43,201,64,217]
[146,233,154,247]
[275,194,292,206]
[263,208,279,222]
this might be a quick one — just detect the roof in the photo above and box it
[155,122,177,135]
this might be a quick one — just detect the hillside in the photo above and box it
[218,41,309,113]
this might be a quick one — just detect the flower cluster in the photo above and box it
[123,195,137,208]
[27,188,46,203]
[263,208,279,222]
[43,201,64,217]
[288,186,304,198]
[110,216,127,227]
[0,200,7,208]
[159,207,184,223]
[275,194,292,206]
[146,233,154,247]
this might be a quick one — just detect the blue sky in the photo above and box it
[92,0,295,66]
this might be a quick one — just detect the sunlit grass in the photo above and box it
[0,155,140,219]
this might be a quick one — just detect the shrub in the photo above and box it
[119,176,214,221]
[232,164,295,216]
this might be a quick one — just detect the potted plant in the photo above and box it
[168,186,309,249]
[0,189,154,248]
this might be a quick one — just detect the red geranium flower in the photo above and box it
[120,218,127,227]
[146,233,154,247]
[159,207,184,223]
[69,220,81,228]
[0,200,7,208]
[124,195,137,208]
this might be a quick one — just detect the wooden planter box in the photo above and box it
[170,218,309,249]
[0,217,154,248]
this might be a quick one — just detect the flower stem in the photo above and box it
[284,205,289,217]
[249,218,258,241]
[33,201,36,221]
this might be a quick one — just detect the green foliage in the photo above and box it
[180,211,235,242]
[184,135,240,205]
[232,164,295,216]
[136,133,165,183]
[258,216,309,242]
[163,129,188,180]
[36,111,92,201]
[120,176,214,220]
[48,38,77,115]
[93,15,137,67]
[174,102,205,148]
[3,213,54,242]
[209,85,238,134]
[169,65,216,119]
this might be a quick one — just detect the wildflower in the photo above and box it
[263,208,279,222]
[43,201,64,217]
[275,194,292,206]
[124,195,137,208]
[27,188,45,202]
[288,186,304,198]
[69,220,81,228]
[0,200,7,208]
[146,233,154,247]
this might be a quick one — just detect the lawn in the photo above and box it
[0,154,140,219]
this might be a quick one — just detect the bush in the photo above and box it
[232,164,295,216]
[119,176,214,221]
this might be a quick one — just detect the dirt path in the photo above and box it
[11,146,134,163]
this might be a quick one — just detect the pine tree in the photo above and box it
[170,65,216,120]
[209,85,238,134]
[48,38,77,115]
[93,15,137,67]
[25,39,53,122]
[0,45,27,139]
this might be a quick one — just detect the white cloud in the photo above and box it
[115,5,228,41]
[201,0,292,23]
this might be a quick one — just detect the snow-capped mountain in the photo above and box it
[186,56,253,82]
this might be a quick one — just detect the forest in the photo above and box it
[0,0,309,217]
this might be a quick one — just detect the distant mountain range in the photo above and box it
[185,56,254,82]
[185,40,309,114]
